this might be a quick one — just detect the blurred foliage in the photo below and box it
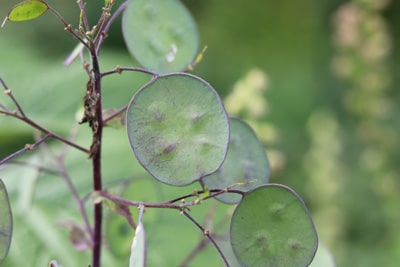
[1,0,400,266]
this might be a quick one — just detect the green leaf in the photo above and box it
[1,0,49,27]
[230,184,318,267]
[203,117,270,204]
[0,179,13,265]
[126,73,229,186]
[122,0,199,73]
[129,207,146,267]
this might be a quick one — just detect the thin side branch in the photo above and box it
[0,134,51,166]
[101,66,159,78]
[45,4,90,49]
[77,0,91,32]
[102,105,127,125]
[2,160,61,175]
[1,77,89,154]
[1,78,26,117]
[95,0,128,54]
[93,0,116,54]
[181,211,230,267]
[57,154,94,240]
[0,110,89,154]
[168,188,245,204]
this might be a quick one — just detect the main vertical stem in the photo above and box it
[92,156,102,267]
[91,51,103,267]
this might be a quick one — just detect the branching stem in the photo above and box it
[95,0,128,55]
[100,188,244,210]
[77,0,91,33]
[45,4,90,49]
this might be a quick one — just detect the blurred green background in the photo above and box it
[1,0,400,266]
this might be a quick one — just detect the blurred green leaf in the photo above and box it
[1,0,49,27]
[203,117,270,204]
[0,48,149,136]
[122,0,199,73]
[0,179,13,265]
[106,177,160,258]
[58,221,92,251]
[3,204,89,266]
[230,184,318,267]
[126,73,229,186]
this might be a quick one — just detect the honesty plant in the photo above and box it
[0,0,318,266]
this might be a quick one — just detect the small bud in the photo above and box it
[25,144,34,151]
[64,24,72,31]
[115,65,122,74]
